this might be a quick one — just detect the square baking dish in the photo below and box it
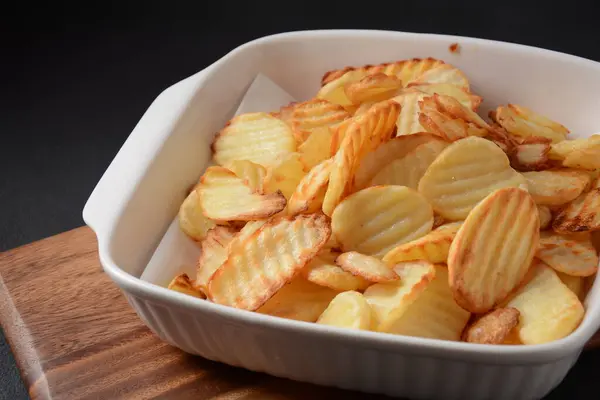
[83,30,600,400]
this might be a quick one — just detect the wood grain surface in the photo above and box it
[0,227,599,400]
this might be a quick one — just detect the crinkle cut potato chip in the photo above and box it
[263,152,307,201]
[406,83,482,111]
[369,138,449,190]
[332,186,434,258]
[195,225,238,293]
[208,213,331,311]
[448,187,540,313]
[490,104,569,144]
[462,307,520,344]
[521,169,590,206]
[383,222,462,265]
[391,91,429,136]
[317,291,374,330]
[549,134,600,170]
[536,231,598,277]
[364,261,436,332]
[278,99,350,143]
[344,73,403,105]
[322,100,400,216]
[553,178,600,233]
[418,136,527,221]
[212,112,297,168]
[381,265,471,341]
[298,126,334,169]
[226,159,267,193]
[288,158,333,216]
[405,63,470,90]
[257,278,338,323]
[506,261,584,345]
[336,251,398,282]
[178,188,216,241]
[198,166,286,222]
[168,273,205,299]
[354,133,439,190]
[303,250,370,292]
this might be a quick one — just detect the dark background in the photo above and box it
[1,2,599,398]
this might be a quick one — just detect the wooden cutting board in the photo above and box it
[1,227,599,400]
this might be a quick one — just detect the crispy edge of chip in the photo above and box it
[288,158,333,216]
[336,251,399,282]
[462,307,520,344]
[168,273,206,299]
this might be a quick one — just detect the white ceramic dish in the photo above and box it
[83,30,600,400]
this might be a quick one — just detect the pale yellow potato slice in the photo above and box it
[549,134,600,170]
[298,126,334,169]
[263,152,307,201]
[332,186,434,258]
[226,159,267,193]
[448,187,539,313]
[336,251,398,282]
[288,158,332,216]
[392,91,430,135]
[178,188,216,241]
[316,291,374,330]
[506,261,584,345]
[303,249,370,292]
[521,169,590,206]
[278,99,350,143]
[344,73,403,104]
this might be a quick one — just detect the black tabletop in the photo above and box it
[2,3,600,399]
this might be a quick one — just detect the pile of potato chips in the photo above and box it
[169,57,600,346]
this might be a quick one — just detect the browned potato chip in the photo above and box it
[509,137,553,171]
[288,158,332,216]
[553,178,600,233]
[536,231,599,277]
[212,112,296,167]
[406,83,482,110]
[344,73,403,104]
[491,104,569,144]
[549,134,600,170]
[256,278,338,322]
[322,100,400,216]
[208,213,331,311]
[168,273,205,299]
[198,166,286,222]
[195,225,238,293]
[278,99,350,143]
[521,169,590,206]
[336,251,398,282]
[448,187,539,313]
[462,308,520,344]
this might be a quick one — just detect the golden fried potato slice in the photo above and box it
[212,112,296,167]
[195,225,238,293]
[369,138,449,189]
[227,159,266,193]
[168,273,205,299]
[364,261,436,331]
[316,291,374,330]
[298,126,334,169]
[418,94,490,142]
[344,73,403,105]
[406,83,482,110]
[506,261,584,344]
[332,186,434,258]
[263,152,307,201]
[178,188,216,241]
[322,100,400,216]
[405,63,470,90]
[278,99,350,143]
[491,104,569,144]
[521,169,590,206]
[392,91,429,136]
[303,250,370,292]
[557,271,585,299]
[317,70,372,107]
[256,277,338,322]
[537,205,552,230]
[336,251,398,282]
[536,231,598,277]
[208,214,331,311]
[198,166,286,222]
[548,134,600,170]
[354,133,439,190]
[509,137,553,172]
[382,265,471,341]
[383,222,462,265]
[320,57,446,87]
[288,158,332,216]
[448,187,540,313]
[418,136,527,220]
[462,308,520,344]
[553,178,600,233]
